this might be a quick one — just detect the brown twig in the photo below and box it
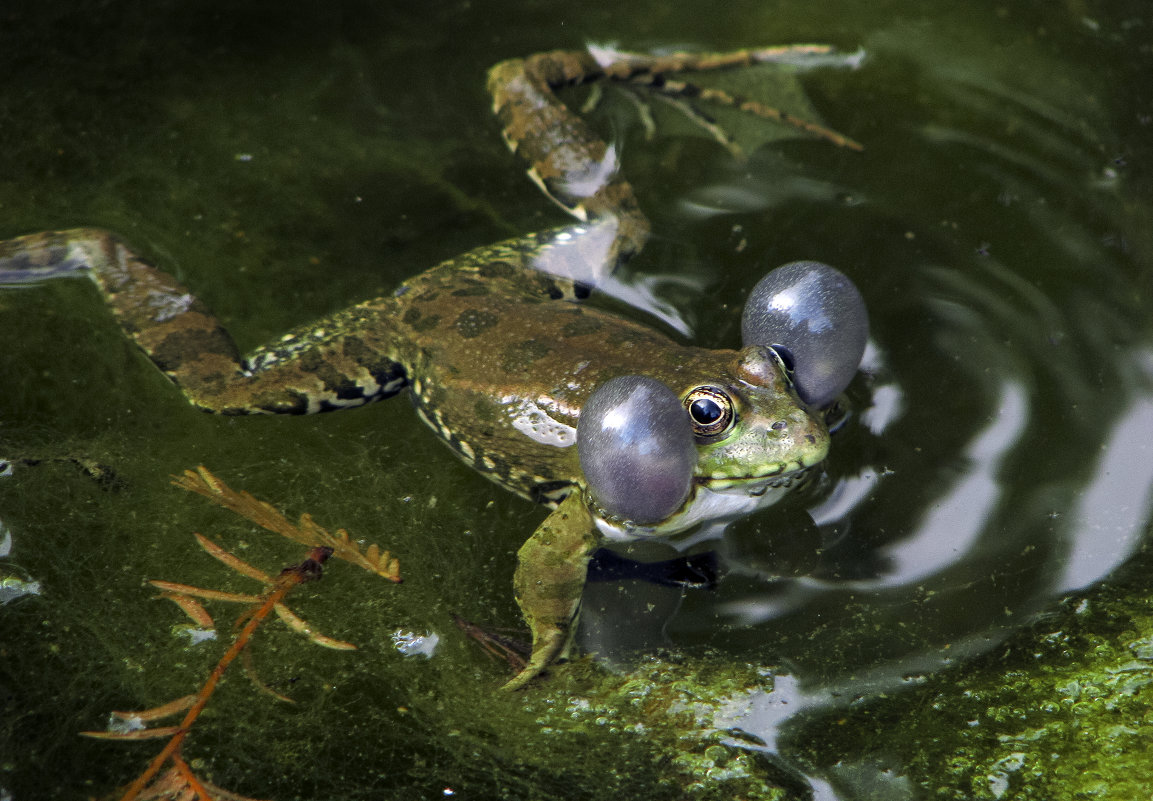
[83,468,404,800]
[98,546,333,801]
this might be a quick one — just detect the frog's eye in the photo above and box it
[741,260,868,409]
[683,386,735,439]
[578,375,696,525]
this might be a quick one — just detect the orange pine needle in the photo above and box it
[117,695,198,723]
[239,645,295,704]
[193,533,273,584]
[117,546,333,801]
[149,580,261,604]
[273,603,357,650]
[157,592,216,628]
[171,466,402,582]
[172,752,214,799]
[80,726,182,741]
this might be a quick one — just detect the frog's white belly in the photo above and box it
[594,483,793,543]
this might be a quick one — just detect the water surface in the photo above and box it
[1,1,1151,799]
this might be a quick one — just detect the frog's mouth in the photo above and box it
[699,462,814,494]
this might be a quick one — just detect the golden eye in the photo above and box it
[683,386,735,438]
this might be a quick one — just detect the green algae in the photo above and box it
[789,547,1153,799]
[522,656,792,800]
[416,652,797,801]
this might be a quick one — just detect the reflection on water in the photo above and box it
[1,2,1151,799]
[583,9,1153,796]
[871,378,1028,585]
[1059,387,1153,592]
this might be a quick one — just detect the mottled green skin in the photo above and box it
[390,228,829,689]
[0,46,841,689]
[390,231,828,509]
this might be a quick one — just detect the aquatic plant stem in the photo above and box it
[118,546,332,801]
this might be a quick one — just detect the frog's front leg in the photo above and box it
[503,491,599,691]
[0,229,407,414]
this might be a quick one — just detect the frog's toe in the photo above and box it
[501,656,552,691]
[500,666,543,692]
[0,230,101,284]
[499,628,569,691]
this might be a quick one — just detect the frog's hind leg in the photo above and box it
[594,44,864,152]
[488,50,652,277]
[0,229,407,415]
[487,44,861,284]
[628,67,864,153]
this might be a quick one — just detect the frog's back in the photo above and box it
[389,232,725,504]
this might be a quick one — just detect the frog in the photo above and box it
[0,44,867,689]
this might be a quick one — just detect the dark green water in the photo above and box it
[1,2,1151,799]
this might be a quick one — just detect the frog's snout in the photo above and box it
[735,344,830,462]
[757,405,830,469]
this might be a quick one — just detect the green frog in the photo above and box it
[0,45,866,689]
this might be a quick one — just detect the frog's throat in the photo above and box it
[592,476,810,542]
[589,463,817,536]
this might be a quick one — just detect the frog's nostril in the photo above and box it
[772,420,787,431]
[771,345,795,373]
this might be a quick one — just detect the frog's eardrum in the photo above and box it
[741,261,868,409]
[577,375,696,525]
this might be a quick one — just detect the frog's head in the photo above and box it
[684,343,829,493]
[578,260,867,535]
[577,346,828,535]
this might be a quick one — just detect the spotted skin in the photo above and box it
[0,45,857,689]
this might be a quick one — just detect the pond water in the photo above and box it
[1,1,1151,799]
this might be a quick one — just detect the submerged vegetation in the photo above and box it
[81,467,401,801]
